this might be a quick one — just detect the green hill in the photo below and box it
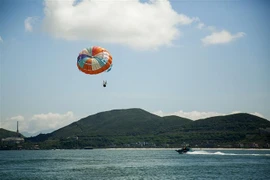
[165,113,270,147]
[52,108,164,137]
[0,128,24,139]
[19,108,270,149]
[50,108,193,138]
[167,113,270,134]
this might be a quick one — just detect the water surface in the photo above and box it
[1,149,269,180]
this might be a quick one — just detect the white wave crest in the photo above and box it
[187,151,270,156]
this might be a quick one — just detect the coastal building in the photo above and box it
[1,137,25,144]
[1,121,25,145]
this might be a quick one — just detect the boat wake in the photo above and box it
[186,150,270,156]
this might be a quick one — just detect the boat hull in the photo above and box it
[175,147,191,154]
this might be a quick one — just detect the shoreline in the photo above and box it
[102,148,270,151]
[2,148,270,151]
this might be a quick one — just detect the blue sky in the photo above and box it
[0,0,269,135]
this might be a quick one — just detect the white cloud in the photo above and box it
[153,110,265,120]
[154,110,223,120]
[195,18,245,46]
[201,30,245,46]
[10,115,25,121]
[25,17,38,32]
[2,115,26,132]
[195,18,215,32]
[249,112,265,119]
[2,111,77,134]
[0,36,3,42]
[28,111,76,133]
[207,26,217,32]
[42,0,197,50]
[197,22,205,29]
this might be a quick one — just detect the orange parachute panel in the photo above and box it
[77,46,113,75]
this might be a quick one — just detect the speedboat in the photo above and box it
[175,146,191,154]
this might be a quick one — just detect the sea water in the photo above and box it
[0,149,269,180]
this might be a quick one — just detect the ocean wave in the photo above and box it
[187,150,270,156]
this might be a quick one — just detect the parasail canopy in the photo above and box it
[77,46,113,75]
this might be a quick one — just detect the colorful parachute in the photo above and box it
[77,46,113,75]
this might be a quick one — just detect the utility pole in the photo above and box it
[17,121,19,137]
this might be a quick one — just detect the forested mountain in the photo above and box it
[50,108,193,137]
[2,108,270,149]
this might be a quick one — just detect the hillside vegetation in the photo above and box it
[0,128,23,139]
[2,108,270,149]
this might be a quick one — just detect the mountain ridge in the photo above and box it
[2,108,270,149]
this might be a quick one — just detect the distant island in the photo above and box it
[1,108,270,150]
